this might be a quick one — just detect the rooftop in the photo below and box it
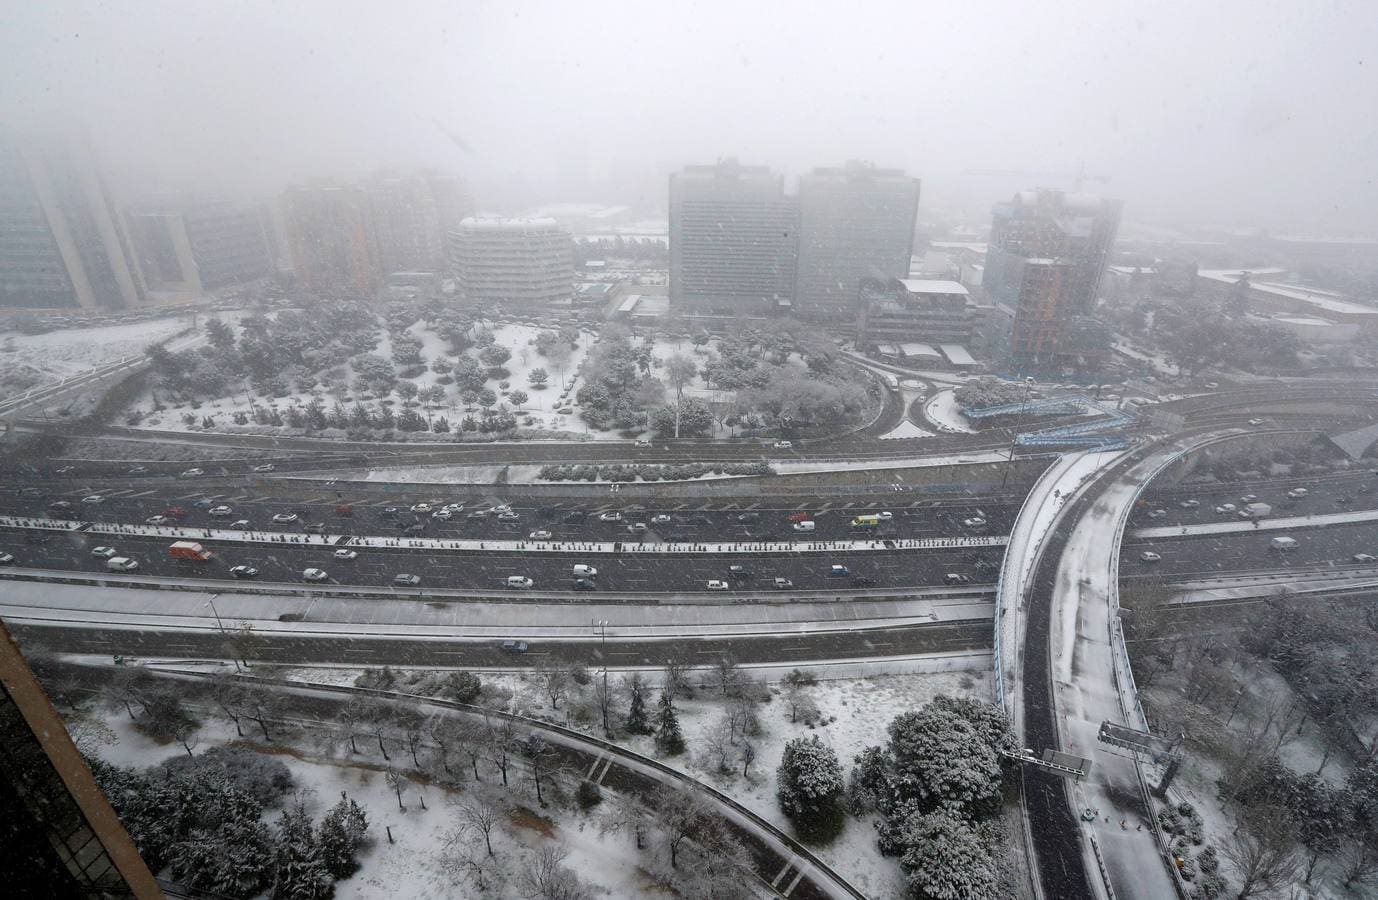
[1199,269,1378,317]
[898,279,969,296]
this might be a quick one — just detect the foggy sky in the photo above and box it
[4,0,1375,232]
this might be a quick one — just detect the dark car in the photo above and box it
[500,640,529,654]
[24,532,51,545]
[562,511,587,525]
[335,504,354,517]
[851,575,878,587]
[163,506,189,519]
[573,577,596,591]
[404,523,426,535]
[728,565,752,579]
[379,507,400,518]
[736,512,760,522]
[303,522,327,534]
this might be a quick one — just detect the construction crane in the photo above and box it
[962,165,1111,191]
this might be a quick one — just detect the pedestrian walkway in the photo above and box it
[0,515,1008,556]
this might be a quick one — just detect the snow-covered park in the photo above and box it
[0,315,193,395]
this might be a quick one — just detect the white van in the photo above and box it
[572,564,598,577]
[1270,536,1298,552]
[106,557,139,572]
[507,575,534,588]
[792,520,816,532]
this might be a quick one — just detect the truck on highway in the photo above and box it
[1239,503,1272,520]
[169,541,212,561]
[1270,536,1298,552]
[850,514,882,531]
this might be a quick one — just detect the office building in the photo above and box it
[982,190,1122,371]
[127,201,273,296]
[448,217,574,307]
[856,277,979,365]
[795,162,919,320]
[0,133,146,310]
[0,620,161,897]
[366,171,475,275]
[281,183,380,297]
[669,160,798,316]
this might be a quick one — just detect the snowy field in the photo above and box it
[923,389,978,433]
[0,315,193,394]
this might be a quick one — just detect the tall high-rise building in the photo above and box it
[366,171,475,275]
[448,217,574,308]
[281,183,380,297]
[669,160,798,316]
[982,190,1122,371]
[126,201,273,296]
[0,133,146,310]
[795,162,920,320]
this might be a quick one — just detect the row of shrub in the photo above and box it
[538,461,772,482]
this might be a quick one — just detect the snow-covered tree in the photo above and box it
[270,800,333,899]
[896,809,996,900]
[886,707,1004,818]
[624,673,651,734]
[317,793,369,880]
[654,690,686,756]
[776,736,845,841]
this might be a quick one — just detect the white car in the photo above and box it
[1140,551,1162,563]
[410,503,432,513]
[145,515,171,526]
[0,553,14,565]
[1178,500,1200,509]
[635,439,652,447]
[302,568,329,582]
[180,468,205,478]
[1286,488,1309,499]
[229,565,259,578]
[962,517,987,528]
[208,505,234,517]
[90,546,117,558]
[431,509,454,520]
[1146,509,1168,519]
[80,494,105,505]
[1240,494,1259,503]
[651,514,672,524]
[393,573,421,587]
[772,440,793,449]
[627,522,648,533]
[492,504,513,514]
[231,519,251,529]
[706,580,730,591]
[271,512,299,524]
[332,549,359,561]
[252,463,276,473]
[106,557,139,572]
[598,511,623,522]
[1214,503,1237,514]
[442,503,465,513]
[506,576,534,589]
[1354,554,1377,563]
[1247,418,1264,426]
[877,511,893,520]
[529,530,552,540]
[497,511,521,522]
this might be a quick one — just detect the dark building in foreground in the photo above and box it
[795,162,919,320]
[669,159,798,316]
[982,190,1121,372]
[0,620,160,897]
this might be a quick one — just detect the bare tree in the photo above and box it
[457,799,500,857]
[536,659,571,710]
[488,717,519,787]
[786,683,818,724]
[673,817,756,900]
[106,665,155,719]
[440,831,496,892]
[650,785,711,869]
[394,703,428,768]
[520,734,557,806]
[356,697,398,760]
[64,711,119,756]
[662,659,691,705]
[592,674,618,738]
[739,740,757,778]
[1224,816,1301,900]
[522,845,588,900]
[702,716,735,774]
[140,687,200,757]
[384,766,408,811]
[458,717,487,781]
[599,791,648,850]
[205,671,249,737]
[239,687,286,742]
[1340,834,1378,890]
[335,695,367,754]
[425,714,466,777]
[709,656,744,697]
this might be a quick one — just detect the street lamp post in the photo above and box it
[203,594,239,672]
[1000,377,1036,490]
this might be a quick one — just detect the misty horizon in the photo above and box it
[4,1,1376,233]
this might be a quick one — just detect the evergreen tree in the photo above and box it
[776,735,846,842]
[271,801,334,900]
[205,317,237,352]
[897,809,996,900]
[654,690,685,756]
[624,674,652,735]
[317,794,369,880]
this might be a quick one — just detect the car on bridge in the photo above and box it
[106,557,139,572]
[1247,418,1265,426]
[127,466,148,474]
[793,520,816,532]
[962,516,987,529]
[501,640,529,654]
[304,523,327,534]
[1353,554,1377,563]
[209,505,234,517]
[80,494,104,505]
[573,578,596,591]
[1214,503,1237,514]
[302,568,329,582]
[851,575,878,587]
[945,573,971,584]
[828,565,850,577]
[728,565,752,579]
[163,506,189,519]
[1140,551,1162,563]
[572,564,598,577]
[787,511,813,523]
[0,553,13,566]
[506,576,534,589]
[529,530,552,540]
[410,503,432,513]
[774,577,793,589]
[598,511,623,522]
[706,580,730,591]
[393,574,421,587]
[635,439,652,447]
[431,509,454,520]
[497,512,521,522]
[145,515,171,525]
[272,513,299,524]
[230,519,250,529]
[229,565,259,578]
[252,464,275,473]
[90,546,117,559]
[651,514,672,525]
[627,522,647,533]
[332,549,359,561]
[772,440,793,449]
[47,500,72,511]
[1178,499,1200,509]
[179,468,204,478]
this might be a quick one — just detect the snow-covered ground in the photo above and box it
[924,389,978,433]
[878,418,934,440]
[0,315,193,393]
